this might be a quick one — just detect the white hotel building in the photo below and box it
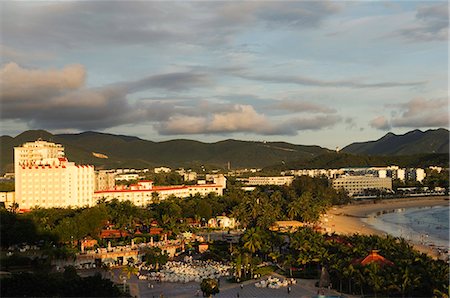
[14,140,95,210]
[332,175,392,196]
[14,140,226,210]
[94,176,226,207]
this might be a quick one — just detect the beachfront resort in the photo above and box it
[1,140,448,297]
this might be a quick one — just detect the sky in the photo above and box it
[0,1,448,149]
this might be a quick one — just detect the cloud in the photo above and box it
[1,1,340,51]
[1,62,85,102]
[271,99,336,114]
[370,116,391,130]
[0,63,343,136]
[0,45,55,63]
[157,104,273,135]
[232,71,425,89]
[370,98,449,130]
[397,3,448,42]
[280,115,342,134]
[156,104,342,136]
[0,63,205,130]
[124,72,213,92]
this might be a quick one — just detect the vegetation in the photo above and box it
[0,267,127,297]
[342,128,449,156]
[0,176,348,249]
[1,129,331,173]
[265,152,450,172]
[200,278,220,297]
[285,229,448,297]
[1,173,447,297]
[0,180,14,191]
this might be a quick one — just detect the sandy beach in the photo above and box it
[320,196,449,258]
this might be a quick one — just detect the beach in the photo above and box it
[320,196,449,258]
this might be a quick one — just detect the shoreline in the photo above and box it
[320,196,449,259]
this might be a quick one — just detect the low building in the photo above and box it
[95,170,116,191]
[269,220,305,232]
[332,175,392,196]
[94,178,226,206]
[0,191,15,209]
[407,168,426,182]
[115,173,139,182]
[208,216,237,229]
[176,169,198,181]
[246,176,294,186]
[154,167,171,174]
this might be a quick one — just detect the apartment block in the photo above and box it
[332,175,392,196]
[14,140,94,210]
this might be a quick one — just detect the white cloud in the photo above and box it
[370,98,449,130]
[397,3,448,42]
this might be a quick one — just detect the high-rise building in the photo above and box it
[14,140,94,210]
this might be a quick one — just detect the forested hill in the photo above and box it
[263,152,449,172]
[0,130,331,173]
[342,128,449,155]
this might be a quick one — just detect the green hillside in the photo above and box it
[342,128,449,155]
[0,130,331,173]
[263,152,449,172]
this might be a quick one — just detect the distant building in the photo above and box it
[0,191,15,209]
[286,169,343,179]
[95,170,116,191]
[208,216,237,229]
[94,175,227,206]
[115,173,139,181]
[14,140,95,210]
[332,175,392,196]
[154,167,171,174]
[176,169,197,181]
[407,168,426,182]
[245,176,294,186]
[429,166,443,173]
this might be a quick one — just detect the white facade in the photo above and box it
[396,169,406,181]
[115,173,139,181]
[247,176,294,186]
[208,216,237,229]
[94,180,225,206]
[0,191,15,209]
[95,170,116,191]
[14,140,95,210]
[154,167,171,173]
[378,169,387,178]
[176,169,198,181]
[415,168,426,182]
[332,175,392,196]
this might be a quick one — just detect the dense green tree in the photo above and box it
[200,278,220,297]
[1,270,126,297]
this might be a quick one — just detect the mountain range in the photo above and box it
[342,128,449,155]
[1,128,448,174]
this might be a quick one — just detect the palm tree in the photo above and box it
[120,265,138,293]
[283,254,295,277]
[122,265,138,280]
[242,227,262,255]
[391,266,421,297]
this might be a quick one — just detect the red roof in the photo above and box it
[149,227,163,235]
[100,229,130,239]
[94,184,220,194]
[360,250,394,266]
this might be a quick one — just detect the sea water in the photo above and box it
[362,205,449,251]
